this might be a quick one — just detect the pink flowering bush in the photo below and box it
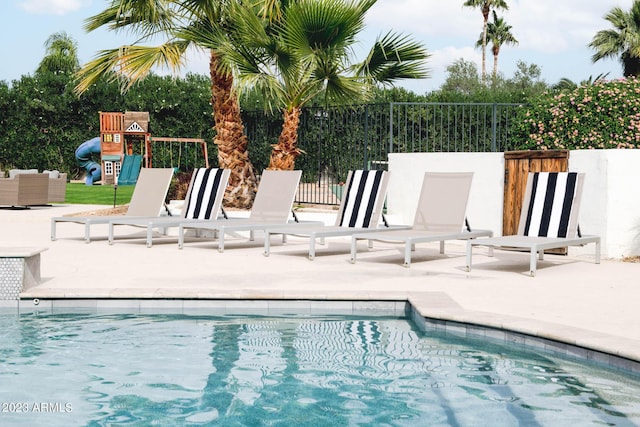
[512,77,640,150]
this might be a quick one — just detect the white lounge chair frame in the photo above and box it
[350,172,492,267]
[50,168,174,243]
[263,169,404,259]
[466,171,600,276]
[177,170,303,252]
[106,168,231,247]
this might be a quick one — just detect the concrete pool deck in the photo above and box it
[2,204,639,371]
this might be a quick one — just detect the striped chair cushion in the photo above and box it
[183,168,226,220]
[523,172,578,238]
[338,170,385,228]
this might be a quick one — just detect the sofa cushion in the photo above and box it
[42,170,60,179]
[8,169,39,178]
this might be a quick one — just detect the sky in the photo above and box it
[0,0,634,94]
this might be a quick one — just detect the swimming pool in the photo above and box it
[1,312,639,426]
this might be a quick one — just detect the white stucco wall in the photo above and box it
[387,153,504,234]
[571,149,640,259]
[387,150,640,259]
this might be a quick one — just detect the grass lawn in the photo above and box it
[64,183,135,205]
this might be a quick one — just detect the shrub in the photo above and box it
[512,77,640,150]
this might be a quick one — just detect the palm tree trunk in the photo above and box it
[493,54,498,79]
[481,3,490,83]
[210,51,258,208]
[268,107,302,170]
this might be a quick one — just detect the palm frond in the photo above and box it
[591,4,640,68]
[75,48,125,94]
[356,31,430,84]
[84,0,178,36]
[281,0,366,58]
[74,40,189,94]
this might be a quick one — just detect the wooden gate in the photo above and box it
[503,150,569,236]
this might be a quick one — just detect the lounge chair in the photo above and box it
[350,172,493,267]
[177,170,303,252]
[107,167,231,247]
[465,171,601,276]
[263,169,404,260]
[50,168,174,242]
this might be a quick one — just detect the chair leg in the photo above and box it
[178,226,185,249]
[84,222,91,243]
[595,240,601,264]
[263,232,271,257]
[350,237,358,264]
[218,231,225,252]
[403,240,412,267]
[309,233,317,260]
[108,223,115,245]
[465,242,473,272]
[146,225,153,248]
[439,240,445,254]
[530,249,537,277]
[51,220,56,241]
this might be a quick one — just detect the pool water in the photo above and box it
[1,313,639,426]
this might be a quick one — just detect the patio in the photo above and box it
[1,203,638,374]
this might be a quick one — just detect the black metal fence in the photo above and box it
[390,102,523,153]
[243,102,523,205]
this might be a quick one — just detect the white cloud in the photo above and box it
[431,46,481,76]
[366,0,477,39]
[361,0,637,91]
[366,0,635,54]
[506,0,629,53]
[18,0,87,15]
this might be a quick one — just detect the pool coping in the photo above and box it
[4,295,640,376]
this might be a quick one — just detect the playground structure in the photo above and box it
[75,137,102,185]
[76,111,210,185]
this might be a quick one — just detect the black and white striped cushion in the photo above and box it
[183,168,226,220]
[338,170,384,228]
[523,172,577,238]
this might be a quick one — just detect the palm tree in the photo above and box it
[553,73,610,91]
[476,11,517,79]
[210,0,429,170]
[37,31,80,75]
[75,0,258,208]
[463,0,509,83]
[589,1,640,77]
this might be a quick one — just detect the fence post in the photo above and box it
[491,103,498,152]
[363,104,369,169]
[388,102,394,155]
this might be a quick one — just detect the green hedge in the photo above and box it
[0,72,215,179]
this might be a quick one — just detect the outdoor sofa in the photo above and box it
[0,172,50,207]
[4,169,67,204]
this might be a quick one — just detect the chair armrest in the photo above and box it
[48,173,67,203]
[0,178,20,205]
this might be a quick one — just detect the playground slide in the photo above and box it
[75,137,101,185]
